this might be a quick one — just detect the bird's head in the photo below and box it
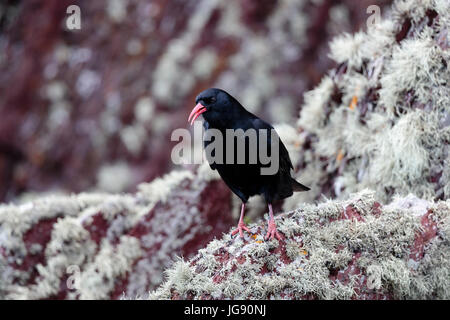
[188,88,240,126]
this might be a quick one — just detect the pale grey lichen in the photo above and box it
[96,162,134,193]
[0,168,214,299]
[107,0,128,23]
[150,190,450,300]
[294,0,450,205]
[137,170,194,205]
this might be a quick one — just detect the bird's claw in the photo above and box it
[265,220,283,241]
[231,222,252,238]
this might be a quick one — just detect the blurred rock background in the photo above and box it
[0,0,391,202]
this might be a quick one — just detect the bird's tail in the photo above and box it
[291,177,310,192]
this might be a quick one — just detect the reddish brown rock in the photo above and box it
[150,191,449,300]
[0,0,391,202]
[0,169,232,299]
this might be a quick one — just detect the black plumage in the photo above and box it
[189,88,309,240]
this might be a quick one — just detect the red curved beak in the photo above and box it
[188,103,207,125]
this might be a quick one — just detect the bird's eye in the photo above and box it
[204,97,216,104]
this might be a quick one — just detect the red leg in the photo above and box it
[265,203,283,241]
[231,203,252,238]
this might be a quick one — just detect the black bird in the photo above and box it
[189,88,309,240]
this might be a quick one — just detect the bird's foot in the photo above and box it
[231,222,252,238]
[265,219,283,241]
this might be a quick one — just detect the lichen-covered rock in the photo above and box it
[150,190,449,300]
[288,0,450,207]
[2,0,449,301]
[0,167,232,299]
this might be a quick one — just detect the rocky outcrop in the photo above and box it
[287,0,450,208]
[150,191,449,300]
[149,0,450,300]
[0,167,232,299]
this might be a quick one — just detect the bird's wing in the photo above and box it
[203,121,216,170]
[250,118,294,172]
